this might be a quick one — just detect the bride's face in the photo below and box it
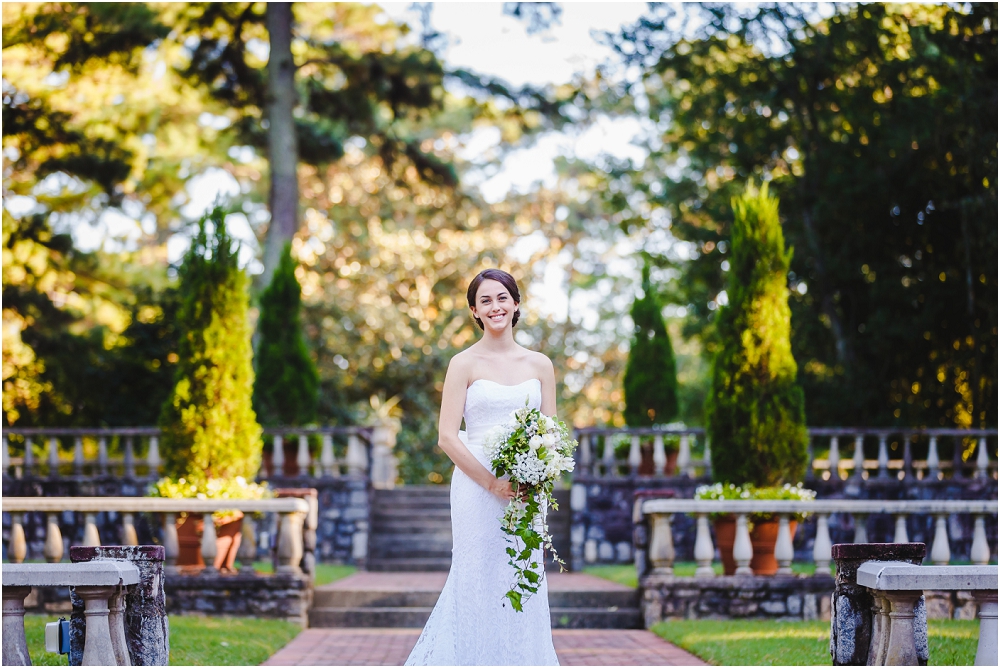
[472,279,518,333]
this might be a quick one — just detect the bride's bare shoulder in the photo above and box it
[524,348,554,373]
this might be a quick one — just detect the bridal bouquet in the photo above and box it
[483,402,577,612]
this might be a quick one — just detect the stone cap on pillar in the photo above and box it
[70,545,166,563]
[858,561,998,592]
[831,543,926,562]
[2,562,139,588]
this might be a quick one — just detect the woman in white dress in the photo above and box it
[405,268,560,666]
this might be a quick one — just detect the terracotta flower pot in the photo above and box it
[175,512,244,572]
[714,515,798,575]
[638,446,680,476]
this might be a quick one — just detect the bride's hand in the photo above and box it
[489,479,527,502]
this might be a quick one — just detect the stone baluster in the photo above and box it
[775,514,794,575]
[271,434,285,477]
[23,437,34,477]
[652,434,666,476]
[927,436,940,479]
[97,436,108,476]
[930,514,951,565]
[107,585,130,666]
[805,435,815,480]
[200,514,218,574]
[828,436,840,480]
[882,590,922,665]
[44,512,64,563]
[276,510,305,575]
[121,513,139,546]
[83,513,101,546]
[8,513,27,563]
[868,594,890,666]
[952,435,964,480]
[123,437,136,479]
[2,585,32,666]
[852,434,865,480]
[320,433,337,477]
[733,513,753,575]
[877,433,890,479]
[903,437,914,480]
[238,515,257,572]
[970,515,990,565]
[628,435,641,475]
[648,513,674,575]
[702,437,712,478]
[578,434,591,475]
[813,513,832,574]
[677,434,692,478]
[162,513,179,575]
[77,583,122,666]
[975,437,989,479]
[49,436,60,478]
[74,436,85,476]
[693,513,715,577]
[602,434,616,477]
[972,590,998,666]
[853,513,868,544]
[893,514,909,544]
[147,436,161,477]
[296,433,310,478]
[2,436,10,477]
[346,432,367,476]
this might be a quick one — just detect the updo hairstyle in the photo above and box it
[466,268,521,330]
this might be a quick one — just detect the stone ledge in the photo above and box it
[857,562,997,591]
[3,562,139,588]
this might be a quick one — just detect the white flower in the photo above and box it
[541,433,556,447]
[529,435,543,451]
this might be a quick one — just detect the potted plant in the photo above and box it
[150,476,271,571]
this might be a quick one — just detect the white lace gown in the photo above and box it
[405,378,560,666]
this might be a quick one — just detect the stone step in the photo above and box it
[312,588,639,610]
[371,517,452,530]
[309,605,643,629]
[372,507,453,519]
[366,557,452,572]
[369,535,453,549]
[368,549,453,561]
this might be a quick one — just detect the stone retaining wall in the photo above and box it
[165,572,311,626]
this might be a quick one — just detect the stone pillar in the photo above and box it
[69,545,169,666]
[2,585,32,666]
[829,543,927,666]
[274,488,319,578]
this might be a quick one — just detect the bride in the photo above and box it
[405,268,560,666]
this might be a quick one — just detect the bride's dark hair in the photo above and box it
[467,268,521,330]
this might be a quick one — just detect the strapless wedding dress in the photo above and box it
[405,378,559,666]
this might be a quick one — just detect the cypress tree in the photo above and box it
[252,243,319,425]
[706,183,807,486]
[159,206,262,485]
[623,263,679,426]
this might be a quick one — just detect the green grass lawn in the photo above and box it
[251,561,355,585]
[653,619,979,666]
[22,615,301,666]
[583,562,834,587]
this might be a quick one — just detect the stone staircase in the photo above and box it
[309,572,642,629]
[367,487,453,572]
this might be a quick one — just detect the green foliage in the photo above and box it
[706,184,807,486]
[253,243,318,425]
[608,3,998,429]
[623,262,678,426]
[159,206,261,484]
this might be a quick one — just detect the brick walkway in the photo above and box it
[263,628,706,666]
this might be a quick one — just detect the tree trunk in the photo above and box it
[262,2,299,289]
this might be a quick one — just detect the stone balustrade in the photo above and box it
[3,561,140,666]
[2,426,372,481]
[856,561,997,666]
[3,497,311,576]
[638,499,998,577]
[573,427,997,481]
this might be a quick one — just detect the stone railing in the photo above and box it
[573,427,997,481]
[1,425,374,481]
[856,561,997,666]
[637,499,998,577]
[3,497,311,575]
[3,561,139,666]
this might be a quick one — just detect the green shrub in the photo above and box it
[252,243,319,426]
[159,206,262,485]
[706,183,807,486]
[623,263,679,426]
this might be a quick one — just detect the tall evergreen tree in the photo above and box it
[706,184,807,486]
[159,206,262,485]
[253,243,318,425]
[623,263,679,426]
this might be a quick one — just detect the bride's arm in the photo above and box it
[438,358,517,501]
[539,354,558,417]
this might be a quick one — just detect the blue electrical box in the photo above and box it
[44,618,71,655]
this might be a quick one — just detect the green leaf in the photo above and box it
[506,590,523,612]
